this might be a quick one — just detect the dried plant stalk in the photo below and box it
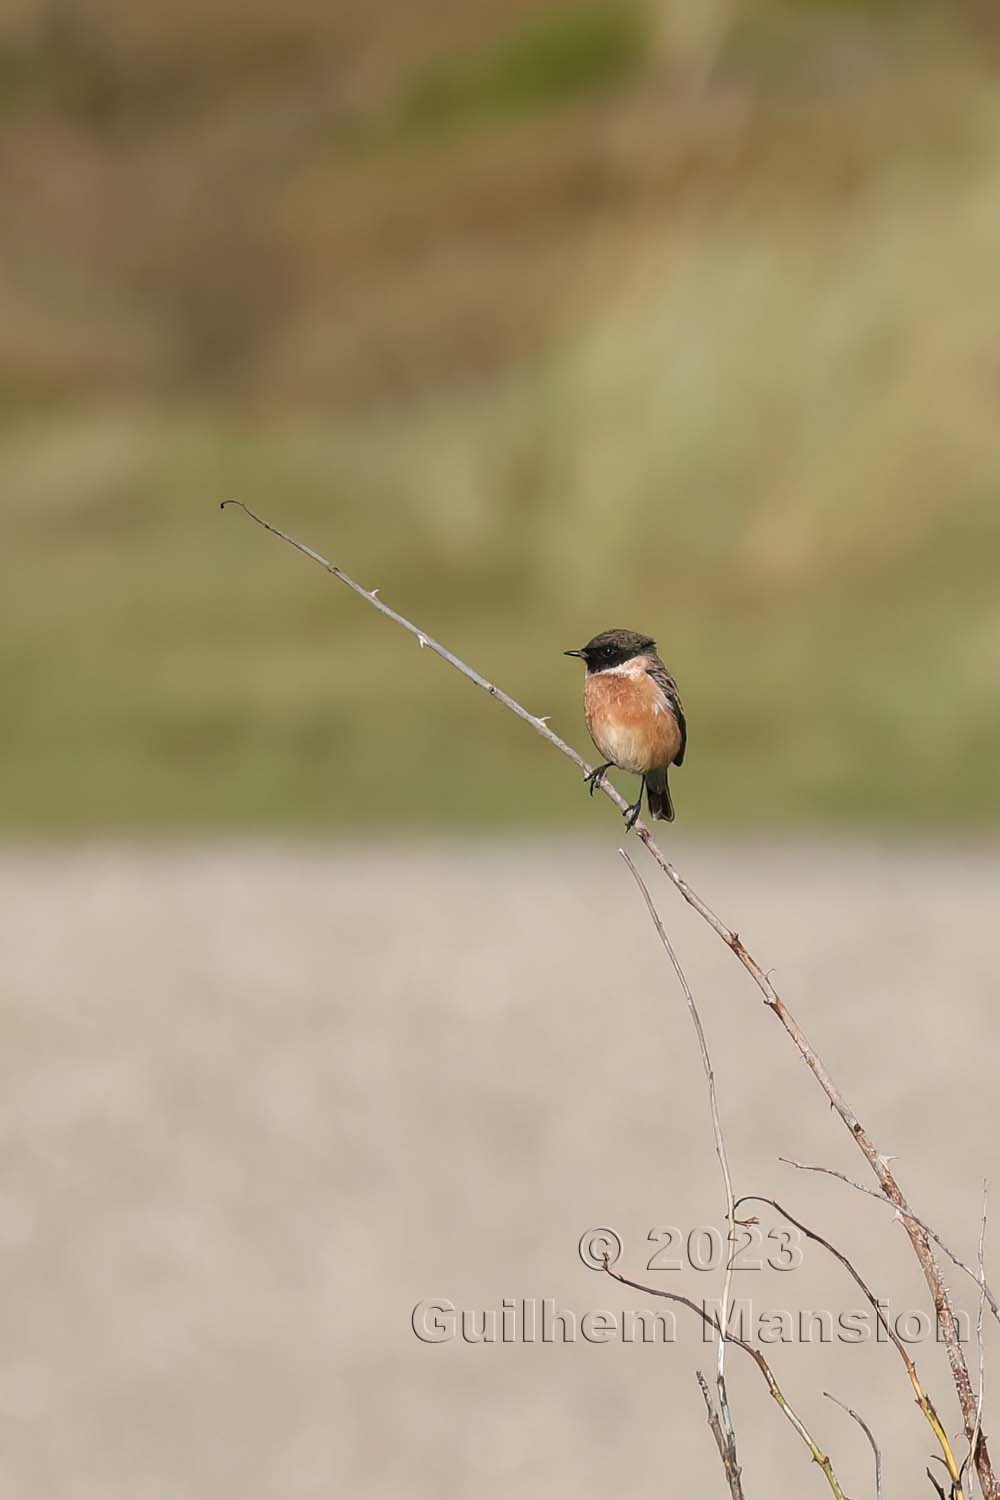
[622,850,743,1497]
[222,500,996,1500]
[824,1393,883,1500]
[697,1372,746,1500]
[606,1266,848,1500]
[739,1195,964,1495]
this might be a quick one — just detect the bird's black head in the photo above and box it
[564,628,656,673]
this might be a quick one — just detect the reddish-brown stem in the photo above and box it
[223,500,996,1500]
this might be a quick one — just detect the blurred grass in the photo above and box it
[396,7,647,142]
[3,0,1000,833]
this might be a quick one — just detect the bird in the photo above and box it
[564,628,686,830]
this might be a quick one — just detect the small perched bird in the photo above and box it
[565,628,686,829]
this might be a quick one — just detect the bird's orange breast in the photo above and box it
[584,667,682,775]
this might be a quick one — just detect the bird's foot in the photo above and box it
[583,763,612,798]
[623,798,642,831]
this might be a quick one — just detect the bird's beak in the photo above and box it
[564,649,586,659]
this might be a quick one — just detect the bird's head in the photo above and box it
[564,628,656,673]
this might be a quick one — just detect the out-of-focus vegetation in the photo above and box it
[3,0,1000,834]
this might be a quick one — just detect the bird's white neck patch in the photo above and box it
[594,655,649,679]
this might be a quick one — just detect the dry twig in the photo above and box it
[222,499,997,1500]
[824,1392,883,1500]
[605,1263,848,1499]
[739,1195,964,1495]
[927,1464,951,1500]
[962,1184,990,1494]
[780,1158,999,1324]
[621,850,743,1497]
[697,1372,745,1500]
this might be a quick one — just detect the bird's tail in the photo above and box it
[645,767,675,822]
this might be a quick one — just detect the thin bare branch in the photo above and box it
[739,1195,964,1494]
[963,1183,990,1494]
[927,1466,950,1500]
[223,499,997,1500]
[621,850,743,1495]
[605,1264,847,1500]
[824,1393,883,1500]
[780,1157,1000,1323]
[697,1372,745,1500]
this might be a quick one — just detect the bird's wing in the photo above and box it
[646,659,687,766]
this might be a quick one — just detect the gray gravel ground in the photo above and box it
[2,839,998,1498]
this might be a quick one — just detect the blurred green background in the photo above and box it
[3,0,999,834]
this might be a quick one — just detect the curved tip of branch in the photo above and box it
[220,499,243,512]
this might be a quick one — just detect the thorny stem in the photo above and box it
[621,851,743,1497]
[697,1372,745,1500]
[779,1157,1000,1325]
[222,499,997,1500]
[739,1195,964,1496]
[606,1265,848,1499]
